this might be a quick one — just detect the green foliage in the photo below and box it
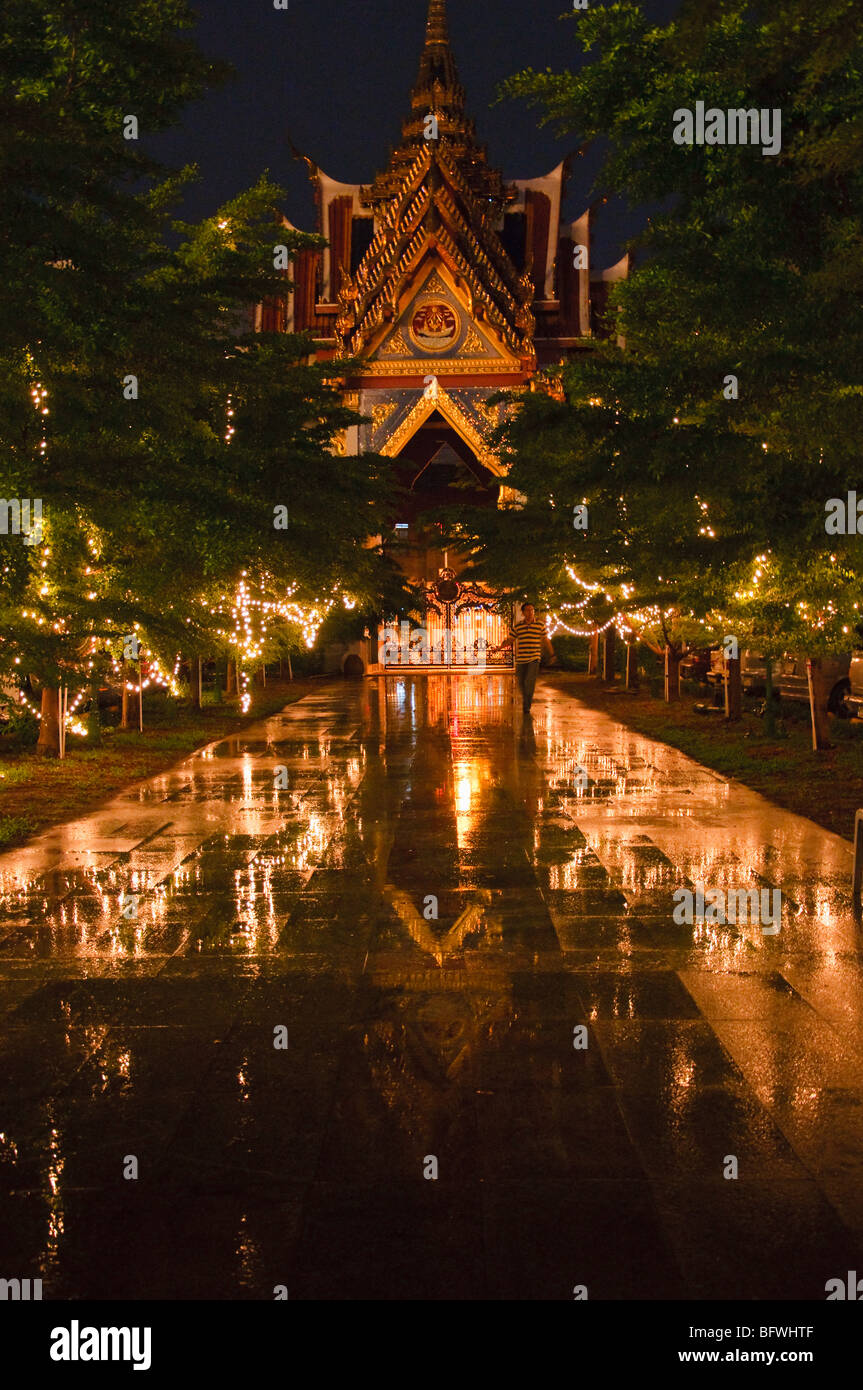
[550,635,591,672]
[460,0,863,658]
[0,815,33,847]
[0,0,409,748]
[0,695,39,751]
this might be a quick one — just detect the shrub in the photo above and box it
[0,695,39,752]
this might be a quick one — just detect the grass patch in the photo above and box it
[0,766,31,788]
[0,814,34,848]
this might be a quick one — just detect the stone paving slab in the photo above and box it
[0,673,861,1299]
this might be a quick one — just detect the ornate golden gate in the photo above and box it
[380,570,513,671]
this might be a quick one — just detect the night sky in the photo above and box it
[152,0,681,267]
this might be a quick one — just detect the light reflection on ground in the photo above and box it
[0,674,861,1299]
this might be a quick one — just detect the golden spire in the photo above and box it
[361,0,517,232]
[340,0,533,366]
[425,0,449,44]
[413,0,462,114]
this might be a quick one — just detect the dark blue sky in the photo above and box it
[153,0,680,266]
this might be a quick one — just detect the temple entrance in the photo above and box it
[386,413,499,582]
[380,417,512,671]
[380,571,513,671]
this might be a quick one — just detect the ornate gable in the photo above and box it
[357,379,509,475]
[369,263,513,374]
[334,0,535,373]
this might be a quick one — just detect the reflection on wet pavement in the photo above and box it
[1,675,862,1299]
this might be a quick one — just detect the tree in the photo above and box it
[0,1,408,749]
[452,0,863,716]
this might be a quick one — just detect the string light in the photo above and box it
[28,354,49,456]
[220,574,338,713]
[546,564,641,639]
[8,367,351,729]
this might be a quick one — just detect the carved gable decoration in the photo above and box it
[370,265,511,371]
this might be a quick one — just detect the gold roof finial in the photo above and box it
[354,0,524,326]
[413,0,461,108]
[425,0,450,45]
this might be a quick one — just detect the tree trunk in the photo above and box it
[36,685,60,757]
[58,686,67,759]
[664,646,681,703]
[602,626,617,683]
[724,655,742,721]
[588,632,599,676]
[764,655,777,738]
[192,658,202,711]
[806,656,834,752]
[287,653,293,681]
[226,659,236,696]
[625,642,638,690]
[86,679,101,747]
[120,663,129,729]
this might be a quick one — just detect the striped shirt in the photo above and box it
[510,619,545,663]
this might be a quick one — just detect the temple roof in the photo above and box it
[336,0,534,364]
[365,0,510,210]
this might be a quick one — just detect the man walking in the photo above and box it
[499,602,557,714]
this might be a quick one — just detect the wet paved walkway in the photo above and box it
[1,675,862,1300]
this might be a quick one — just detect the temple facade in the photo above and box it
[260,0,626,674]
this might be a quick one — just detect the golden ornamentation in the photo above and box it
[378,330,410,357]
[409,301,459,352]
[379,383,505,476]
[462,327,484,354]
[337,131,536,363]
[371,402,397,434]
[361,357,521,376]
[421,269,450,296]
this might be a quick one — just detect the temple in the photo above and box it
[259,0,626,674]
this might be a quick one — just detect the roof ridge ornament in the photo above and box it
[412,0,463,117]
[335,0,534,367]
[425,0,450,45]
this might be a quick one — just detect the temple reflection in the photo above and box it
[0,672,861,1297]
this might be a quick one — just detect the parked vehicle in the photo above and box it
[844,651,863,718]
[739,651,851,714]
[679,647,717,683]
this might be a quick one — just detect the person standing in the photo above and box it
[498,602,557,713]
